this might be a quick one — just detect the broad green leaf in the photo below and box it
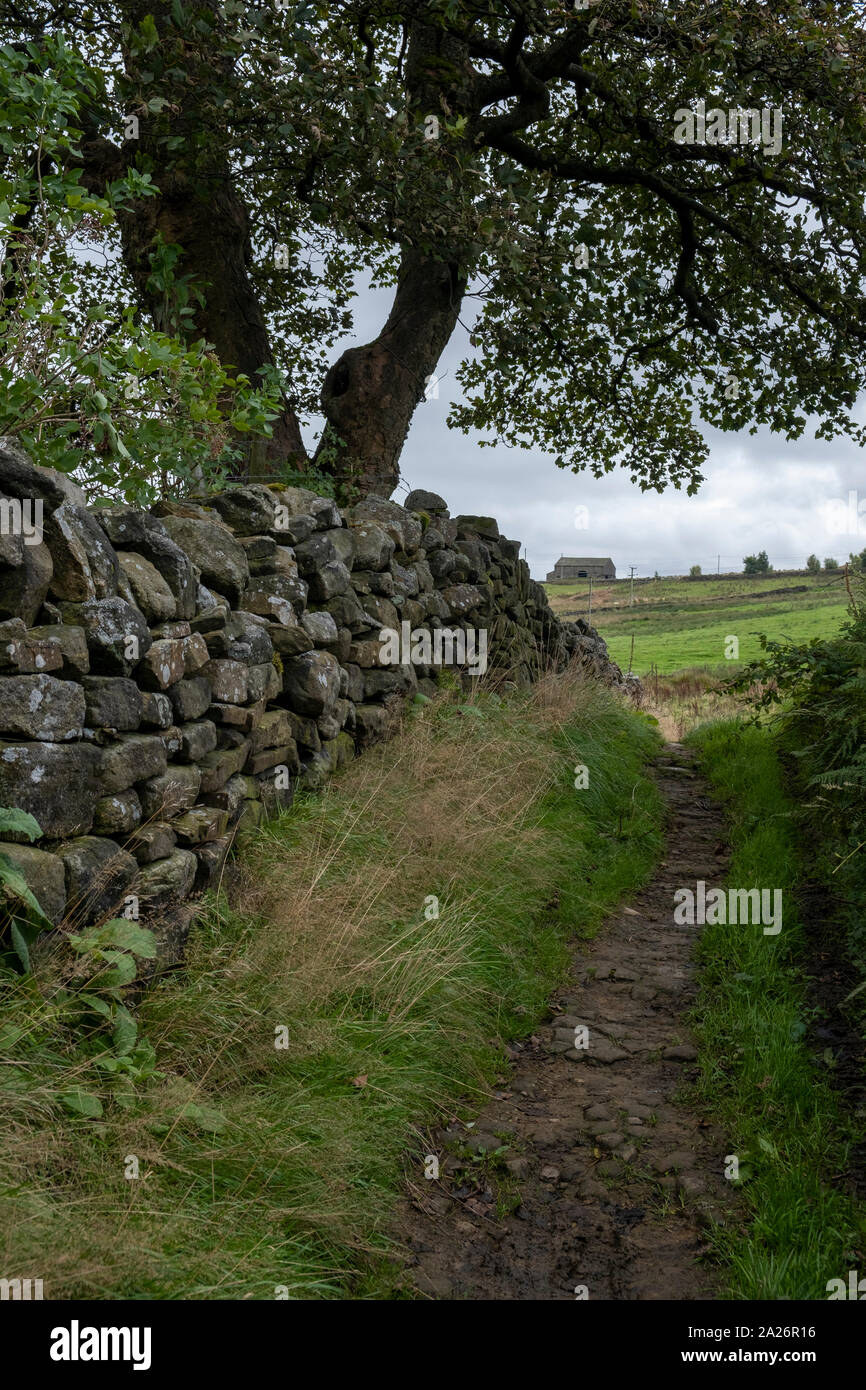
[0,807,42,841]
[76,919,157,958]
[77,992,113,1018]
[96,953,138,988]
[112,1006,138,1056]
[60,1089,104,1118]
[178,1102,228,1133]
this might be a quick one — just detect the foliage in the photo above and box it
[806,554,820,573]
[743,549,771,576]
[4,5,866,491]
[729,588,866,816]
[728,582,866,967]
[0,806,41,841]
[689,564,701,577]
[1,795,160,1130]
[1,905,161,1128]
[0,36,282,503]
[278,459,337,500]
[68,917,158,994]
[0,806,51,972]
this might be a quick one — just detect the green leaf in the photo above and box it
[0,1022,26,1049]
[178,1102,228,1133]
[137,13,160,50]
[0,857,52,925]
[76,919,157,958]
[60,1089,104,1118]
[96,953,138,987]
[77,992,113,1018]
[0,807,42,841]
[9,921,33,973]
[0,850,54,971]
[112,1006,138,1056]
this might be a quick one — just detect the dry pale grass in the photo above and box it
[228,668,604,1022]
[640,666,770,740]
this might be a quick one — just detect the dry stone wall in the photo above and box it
[0,439,626,966]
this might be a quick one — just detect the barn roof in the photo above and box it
[555,556,615,566]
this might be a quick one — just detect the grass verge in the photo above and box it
[688,718,866,1299]
[0,670,662,1299]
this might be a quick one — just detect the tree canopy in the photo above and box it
[3,1,866,503]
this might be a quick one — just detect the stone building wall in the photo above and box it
[0,440,626,967]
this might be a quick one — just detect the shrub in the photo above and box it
[743,550,772,576]
[729,581,866,951]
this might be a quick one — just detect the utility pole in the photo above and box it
[628,565,637,607]
[588,575,593,620]
[717,554,720,575]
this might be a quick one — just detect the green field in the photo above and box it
[543,572,851,675]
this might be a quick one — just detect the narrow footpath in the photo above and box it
[398,743,740,1300]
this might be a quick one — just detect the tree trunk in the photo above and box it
[112,0,306,477]
[317,247,465,498]
[316,19,473,499]
[115,168,306,475]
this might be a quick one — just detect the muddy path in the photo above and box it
[396,743,740,1300]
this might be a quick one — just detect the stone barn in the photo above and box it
[546,556,616,582]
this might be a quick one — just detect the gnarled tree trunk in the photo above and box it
[316,18,474,499]
[111,0,305,477]
[115,165,306,475]
[317,247,465,498]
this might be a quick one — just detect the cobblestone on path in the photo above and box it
[397,743,740,1300]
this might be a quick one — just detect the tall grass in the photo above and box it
[640,666,756,740]
[688,720,866,1299]
[0,671,662,1299]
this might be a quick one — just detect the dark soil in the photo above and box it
[395,743,740,1300]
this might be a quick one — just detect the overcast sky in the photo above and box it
[324,281,866,583]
